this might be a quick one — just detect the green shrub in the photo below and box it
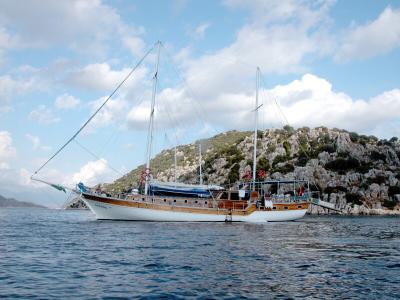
[296,150,309,167]
[325,158,360,174]
[316,143,335,154]
[370,151,386,162]
[383,199,397,210]
[283,140,291,157]
[349,132,359,143]
[257,156,270,171]
[273,163,294,174]
[388,185,400,197]
[283,125,295,135]
[298,135,309,150]
[267,143,276,153]
[356,162,373,174]
[228,163,240,184]
[321,133,331,144]
[345,193,363,205]
[273,154,287,167]
[366,175,387,185]
[325,186,348,194]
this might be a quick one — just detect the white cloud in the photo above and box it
[29,105,60,125]
[224,0,334,27]
[127,73,400,137]
[87,97,129,130]
[0,0,146,57]
[66,62,148,92]
[124,1,335,131]
[336,6,400,61]
[25,134,51,151]
[0,75,37,103]
[0,162,10,169]
[55,93,81,110]
[0,131,16,168]
[173,0,334,107]
[263,74,400,134]
[0,26,23,64]
[191,22,211,39]
[0,106,12,114]
[123,36,145,57]
[70,159,117,186]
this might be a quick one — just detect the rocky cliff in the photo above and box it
[102,126,400,215]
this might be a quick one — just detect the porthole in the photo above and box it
[195,200,198,204]
[164,199,166,202]
[174,199,176,203]
[142,198,145,201]
[298,205,302,209]
[184,200,187,203]
[205,201,207,204]
[284,206,288,210]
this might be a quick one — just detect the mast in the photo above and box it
[144,41,161,195]
[174,144,177,182]
[199,143,203,185]
[252,67,260,191]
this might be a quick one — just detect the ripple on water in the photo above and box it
[0,209,399,299]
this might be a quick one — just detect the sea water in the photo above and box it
[0,208,399,299]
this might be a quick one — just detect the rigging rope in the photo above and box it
[259,71,321,192]
[32,42,157,177]
[160,44,220,136]
[73,139,124,176]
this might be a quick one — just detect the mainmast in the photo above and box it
[144,41,161,195]
[199,143,203,185]
[252,67,261,191]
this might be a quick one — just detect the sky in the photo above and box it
[0,0,400,207]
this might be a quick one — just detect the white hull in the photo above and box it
[82,197,307,222]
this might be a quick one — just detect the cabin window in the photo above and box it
[164,199,166,202]
[221,192,229,199]
[284,206,288,210]
[298,205,302,209]
[174,199,176,203]
[205,201,207,204]
[230,192,239,200]
[142,198,145,201]
[272,207,276,210]
[184,200,187,203]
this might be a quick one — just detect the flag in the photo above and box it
[50,184,67,193]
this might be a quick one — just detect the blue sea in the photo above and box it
[0,208,399,299]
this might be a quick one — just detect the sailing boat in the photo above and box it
[33,41,312,222]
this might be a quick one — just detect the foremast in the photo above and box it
[144,41,162,195]
[252,67,261,190]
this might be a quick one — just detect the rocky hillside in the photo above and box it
[103,126,400,215]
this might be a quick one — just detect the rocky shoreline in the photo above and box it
[308,204,400,215]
